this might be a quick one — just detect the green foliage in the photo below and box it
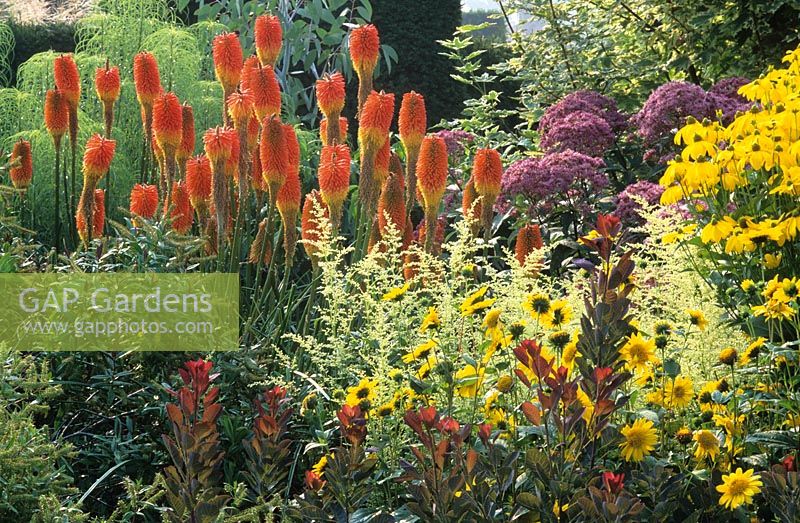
[372,0,464,127]
[0,345,76,521]
[6,20,75,88]
[462,10,507,41]
[0,22,15,87]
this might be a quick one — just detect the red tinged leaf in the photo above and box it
[166,403,183,425]
[514,368,532,388]
[203,386,220,407]
[520,401,541,425]
[202,402,223,424]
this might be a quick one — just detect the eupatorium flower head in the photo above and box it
[540,110,614,157]
[349,25,380,76]
[82,134,116,181]
[539,90,627,136]
[255,14,283,66]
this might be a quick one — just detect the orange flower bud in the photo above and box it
[76,189,105,241]
[249,148,267,193]
[241,55,259,91]
[301,189,329,267]
[133,51,162,109]
[9,139,33,190]
[246,114,259,152]
[399,91,426,152]
[224,128,240,180]
[349,25,380,77]
[170,180,194,234]
[130,183,159,219]
[213,32,243,94]
[316,72,345,118]
[177,103,195,163]
[82,134,116,182]
[374,138,391,185]
[277,158,300,218]
[53,54,80,107]
[153,92,183,151]
[247,63,282,121]
[249,218,273,265]
[416,135,448,210]
[318,143,350,225]
[94,64,120,104]
[203,126,235,165]
[278,127,301,267]
[358,91,395,154]
[472,148,503,200]
[227,89,254,129]
[377,160,406,239]
[284,124,300,176]
[44,89,69,143]
[259,116,289,194]
[186,155,212,212]
[515,224,543,266]
[320,117,348,146]
[254,14,283,67]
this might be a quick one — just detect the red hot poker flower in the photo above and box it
[170,180,194,234]
[186,155,212,212]
[227,89,254,129]
[415,135,448,210]
[515,224,543,267]
[53,54,80,108]
[82,134,116,182]
[9,139,33,190]
[358,91,395,154]
[254,14,283,67]
[177,103,195,164]
[212,32,244,94]
[133,51,162,109]
[76,189,105,241]
[130,183,159,219]
[153,92,183,151]
[316,72,346,118]
[259,116,289,197]
[472,148,503,200]
[44,89,69,144]
[247,64,282,121]
[398,91,426,152]
[317,143,351,229]
[349,25,380,77]
[94,63,121,104]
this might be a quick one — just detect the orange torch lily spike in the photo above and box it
[130,183,159,224]
[462,176,482,238]
[318,143,351,233]
[358,90,394,216]
[247,63,282,122]
[203,126,235,251]
[320,117,348,146]
[377,155,406,241]
[54,54,81,243]
[515,223,543,270]
[79,134,116,243]
[415,135,448,253]
[316,72,345,144]
[177,103,195,176]
[45,88,70,250]
[153,92,183,214]
[95,61,120,137]
[9,139,33,192]
[349,24,380,116]
[472,148,503,240]
[170,180,194,234]
[76,189,105,242]
[277,124,301,268]
[186,154,212,215]
[254,14,283,67]
[398,91,426,214]
[212,32,243,124]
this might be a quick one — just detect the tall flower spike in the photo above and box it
[320,117,348,146]
[316,72,345,144]
[227,89,254,130]
[130,183,159,219]
[254,14,283,67]
[82,134,116,182]
[399,92,426,213]
[44,89,69,147]
[54,54,80,146]
[177,103,195,175]
[301,189,329,269]
[153,92,183,152]
[204,127,235,247]
[358,91,394,213]
[246,115,259,152]
[213,32,243,123]
[277,125,301,268]
[250,148,267,194]
[377,155,406,240]
[462,176,482,237]
[247,63,282,121]
[186,155,212,213]
[472,148,503,239]
[249,218,273,264]
[241,55,259,92]
[318,143,351,231]
[9,139,33,191]
[349,25,380,115]
[416,135,448,252]
[515,223,543,268]
[133,51,162,109]
[76,189,105,242]
[95,62,120,137]
[170,180,194,234]
[259,116,289,201]
[374,139,391,186]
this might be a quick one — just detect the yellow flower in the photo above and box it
[483,333,512,364]
[576,386,594,424]
[693,430,720,461]
[455,364,485,398]
[686,309,708,330]
[496,375,513,393]
[618,333,657,373]
[392,387,417,410]
[619,418,658,462]
[312,454,332,476]
[740,279,756,292]
[402,339,437,364]
[482,309,503,340]
[382,282,411,301]
[375,402,394,417]
[523,293,553,325]
[345,377,378,409]
[700,217,736,244]
[716,468,762,510]
[461,287,495,316]
[419,307,440,333]
[545,299,572,329]
[664,375,694,409]
[417,356,438,380]
[739,337,765,365]
[752,299,795,320]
